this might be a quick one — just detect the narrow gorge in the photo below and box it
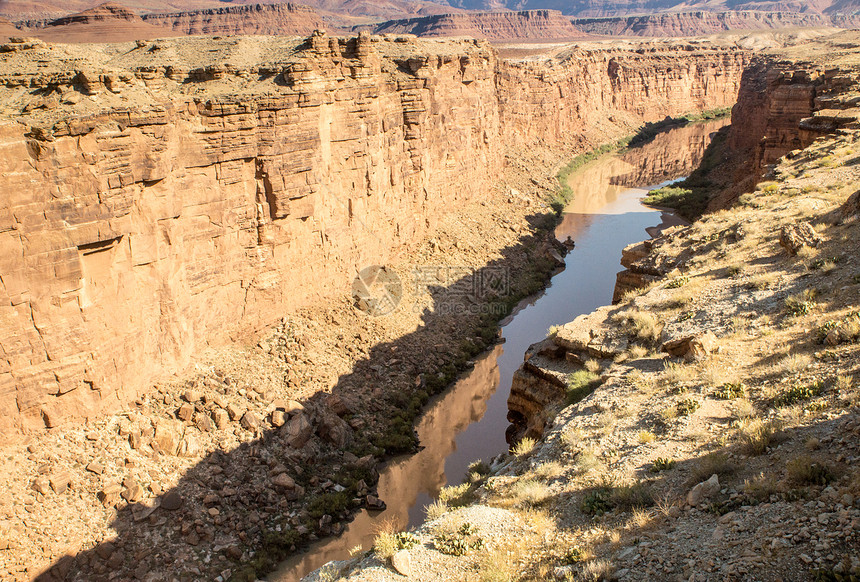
[1,25,858,582]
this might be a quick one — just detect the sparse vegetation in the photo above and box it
[512,436,536,457]
[676,398,701,416]
[565,370,602,406]
[651,457,676,472]
[773,381,825,407]
[739,419,783,455]
[434,522,484,556]
[786,456,835,486]
[690,452,736,484]
[713,382,745,400]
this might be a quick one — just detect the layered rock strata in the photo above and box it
[572,10,841,37]
[141,3,327,36]
[371,9,590,40]
[0,33,747,439]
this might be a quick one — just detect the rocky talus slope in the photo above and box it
[0,32,746,582]
[322,33,860,582]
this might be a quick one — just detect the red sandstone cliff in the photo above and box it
[0,33,747,437]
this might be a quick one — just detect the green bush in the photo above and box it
[773,382,824,407]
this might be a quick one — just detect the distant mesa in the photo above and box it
[370,9,592,41]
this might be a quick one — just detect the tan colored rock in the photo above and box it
[212,408,229,429]
[392,549,412,576]
[779,222,822,255]
[554,306,628,358]
[0,34,747,440]
[153,420,182,455]
[687,474,720,506]
[271,410,286,427]
[662,331,717,362]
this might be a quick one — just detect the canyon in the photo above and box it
[4,1,860,45]
[0,27,752,582]
[0,32,745,439]
[327,31,860,582]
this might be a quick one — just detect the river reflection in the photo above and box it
[271,345,503,581]
[271,118,726,582]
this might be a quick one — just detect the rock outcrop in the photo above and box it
[0,33,747,438]
[715,51,860,207]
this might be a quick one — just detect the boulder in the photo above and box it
[271,473,296,491]
[282,413,312,449]
[271,410,286,427]
[212,408,229,429]
[160,491,183,511]
[154,420,182,455]
[779,222,821,256]
[392,549,411,576]
[662,331,717,362]
[50,472,72,494]
[240,411,260,431]
[687,474,720,506]
[317,413,352,447]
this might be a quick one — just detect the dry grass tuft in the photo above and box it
[513,436,537,457]
[425,499,449,521]
[738,418,783,455]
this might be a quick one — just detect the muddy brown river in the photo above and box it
[271,118,727,581]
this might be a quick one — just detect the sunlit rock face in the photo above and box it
[0,32,747,437]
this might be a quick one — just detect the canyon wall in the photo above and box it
[496,42,746,148]
[572,11,840,37]
[714,57,860,206]
[141,3,327,36]
[0,33,747,438]
[371,9,590,40]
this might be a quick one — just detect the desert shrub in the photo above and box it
[651,457,676,472]
[666,276,690,289]
[690,452,736,484]
[773,381,824,407]
[784,290,817,316]
[786,456,835,486]
[713,382,745,400]
[676,398,701,416]
[565,370,601,406]
[438,483,474,508]
[610,481,654,511]
[434,522,484,556]
[739,419,783,455]
[581,488,612,516]
[512,436,536,457]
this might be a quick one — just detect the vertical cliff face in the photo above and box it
[0,33,748,437]
[713,57,860,207]
[0,33,502,435]
[496,42,747,149]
